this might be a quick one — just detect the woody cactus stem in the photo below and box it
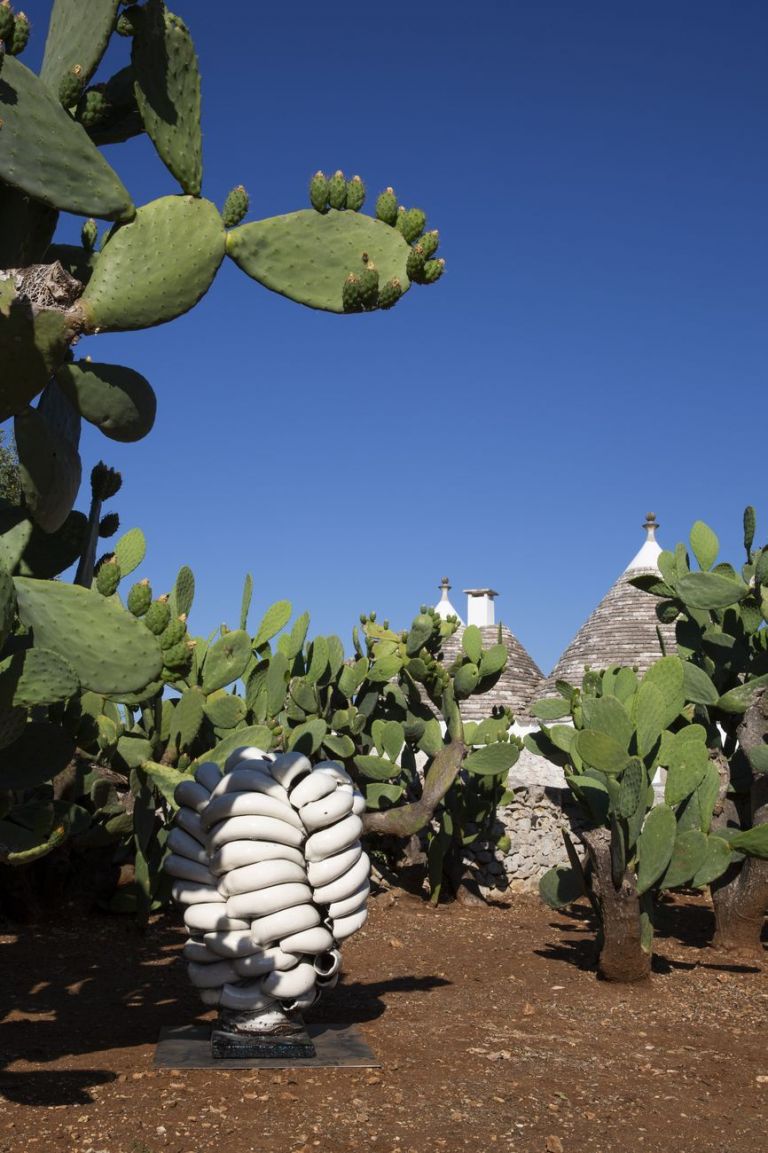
[711,688,768,956]
[362,739,466,838]
[581,828,651,982]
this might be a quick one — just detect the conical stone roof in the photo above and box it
[441,622,544,721]
[536,514,676,699]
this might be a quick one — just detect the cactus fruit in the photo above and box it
[95,556,121,596]
[222,185,249,229]
[345,175,366,212]
[81,218,99,251]
[358,263,379,310]
[406,244,426,281]
[342,274,363,314]
[419,229,440,259]
[76,86,110,129]
[59,65,84,108]
[160,617,187,651]
[328,170,347,211]
[144,598,171,636]
[397,207,426,244]
[423,258,445,284]
[0,3,13,40]
[162,640,193,670]
[90,461,122,501]
[375,187,398,226]
[127,580,152,617]
[8,9,27,55]
[309,171,330,214]
[377,277,403,310]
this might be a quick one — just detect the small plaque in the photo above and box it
[211,1026,315,1060]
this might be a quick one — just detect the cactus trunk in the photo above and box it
[582,828,652,982]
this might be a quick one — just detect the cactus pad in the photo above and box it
[636,803,676,894]
[227,209,413,313]
[660,828,708,889]
[13,576,163,695]
[76,196,226,332]
[56,360,157,443]
[14,405,82,533]
[0,283,73,422]
[40,0,120,96]
[0,56,134,220]
[131,3,202,196]
[0,647,80,708]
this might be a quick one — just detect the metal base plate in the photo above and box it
[156,1023,379,1069]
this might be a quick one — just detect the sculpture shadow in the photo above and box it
[312,973,452,1026]
[0,913,197,1107]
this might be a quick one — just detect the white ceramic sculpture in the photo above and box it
[166,747,370,1035]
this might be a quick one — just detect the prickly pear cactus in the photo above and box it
[167,747,369,1026]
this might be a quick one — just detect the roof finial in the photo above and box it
[643,512,658,542]
[439,576,451,601]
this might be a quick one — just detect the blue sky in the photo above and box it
[14,1,768,676]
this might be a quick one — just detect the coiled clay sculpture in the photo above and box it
[166,747,370,1051]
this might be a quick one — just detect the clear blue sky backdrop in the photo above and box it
[17,1,768,676]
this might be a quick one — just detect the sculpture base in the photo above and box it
[156,1023,378,1069]
[211,1024,315,1060]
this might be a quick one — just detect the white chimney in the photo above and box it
[464,588,498,628]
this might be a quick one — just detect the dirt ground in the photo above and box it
[0,886,766,1153]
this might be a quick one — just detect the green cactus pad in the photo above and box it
[0,562,14,650]
[40,0,120,96]
[114,527,146,577]
[0,57,134,220]
[636,803,677,894]
[691,834,732,887]
[728,824,768,859]
[0,646,80,708]
[226,209,413,313]
[201,630,251,694]
[0,181,59,268]
[14,405,82,533]
[13,576,163,695]
[56,360,157,443]
[660,828,708,889]
[170,564,195,619]
[664,727,709,806]
[204,692,246,730]
[76,196,225,332]
[539,865,586,909]
[575,729,629,775]
[192,724,274,771]
[171,686,205,750]
[0,283,73,423]
[131,2,202,196]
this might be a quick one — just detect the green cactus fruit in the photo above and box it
[160,617,187,651]
[375,187,398,226]
[96,557,121,597]
[59,66,85,108]
[116,8,139,37]
[98,512,119,538]
[227,208,413,313]
[0,56,134,219]
[9,10,27,55]
[76,196,226,333]
[406,244,426,282]
[378,277,403,310]
[346,175,366,212]
[144,598,171,636]
[309,171,330,213]
[76,86,110,129]
[342,273,364,313]
[162,640,193,670]
[328,170,347,211]
[90,461,122,502]
[419,229,439,259]
[222,184,249,229]
[131,2,202,196]
[0,4,14,42]
[81,218,99,251]
[358,263,379,310]
[127,579,152,617]
[397,207,427,244]
[423,258,445,284]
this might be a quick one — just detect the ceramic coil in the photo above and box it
[165,747,369,1015]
